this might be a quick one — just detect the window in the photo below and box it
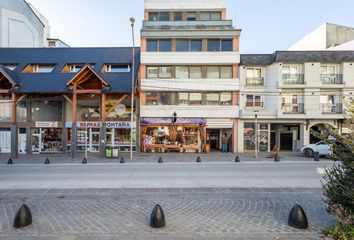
[147,40,158,52]
[211,12,222,20]
[70,65,83,73]
[159,39,171,52]
[207,66,220,78]
[2,64,18,70]
[0,99,11,121]
[208,39,220,52]
[176,66,189,79]
[246,68,263,85]
[159,66,172,78]
[159,12,170,21]
[17,101,27,122]
[189,93,202,105]
[221,40,233,51]
[220,92,232,105]
[200,12,210,21]
[30,65,55,73]
[174,12,182,21]
[178,93,189,105]
[31,101,62,121]
[206,93,219,105]
[220,66,232,78]
[200,12,221,21]
[146,92,172,105]
[105,65,131,73]
[189,67,202,78]
[176,39,189,52]
[148,12,158,21]
[190,40,202,51]
[187,12,196,21]
[246,95,262,107]
[147,66,158,78]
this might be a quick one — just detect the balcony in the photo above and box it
[282,103,304,114]
[321,74,343,84]
[246,77,264,86]
[320,103,343,114]
[282,74,304,85]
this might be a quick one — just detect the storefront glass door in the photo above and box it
[0,129,11,153]
[90,128,100,152]
[31,129,41,154]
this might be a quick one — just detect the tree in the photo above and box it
[320,101,354,239]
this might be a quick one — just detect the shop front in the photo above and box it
[140,118,207,153]
[66,121,136,153]
[32,122,63,154]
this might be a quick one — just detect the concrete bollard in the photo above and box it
[314,152,320,162]
[82,158,87,164]
[7,158,13,165]
[150,204,165,228]
[120,156,125,164]
[234,156,240,162]
[158,156,163,163]
[44,158,50,164]
[13,204,32,228]
[196,156,201,163]
[274,154,280,162]
[288,204,308,229]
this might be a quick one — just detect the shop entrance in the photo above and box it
[31,128,63,153]
[280,133,293,151]
[0,128,11,153]
[207,129,220,151]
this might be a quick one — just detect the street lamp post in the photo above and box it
[130,17,135,160]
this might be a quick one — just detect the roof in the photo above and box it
[0,47,140,93]
[241,51,354,65]
[0,64,19,85]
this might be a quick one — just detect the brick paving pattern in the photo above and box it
[0,188,334,240]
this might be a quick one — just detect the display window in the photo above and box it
[31,128,63,153]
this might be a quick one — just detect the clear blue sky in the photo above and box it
[28,0,354,53]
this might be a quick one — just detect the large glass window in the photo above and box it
[208,39,220,52]
[246,95,262,107]
[221,40,233,51]
[174,12,182,21]
[148,12,158,21]
[220,66,232,78]
[0,99,11,121]
[190,67,202,78]
[189,93,202,105]
[147,40,158,52]
[187,12,196,21]
[206,93,219,105]
[31,101,62,121]
[176,66,189,79]
[244,123,255,151]
[220,93,232,105]
[178,93,189,105]
[147,66,158,78]
[159,39,171,52]
[191,40,202,51]
[159,12,170,21]
[211,12,222,20]
[17,101,27,122]
[200,12,221,21]
[200,12,210,21]
[147,66,171,78]
[159,66,172,78]
[176,39,189,52]
[207,66,220,78]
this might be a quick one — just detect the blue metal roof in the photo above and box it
[0,47,140,93]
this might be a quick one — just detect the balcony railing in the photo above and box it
[320,103,343,114]
[246,77,264,86]
[321,74,343,84]
[282,74,305,85]
[282,103,304,114]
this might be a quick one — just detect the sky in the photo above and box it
[28,0,354,53]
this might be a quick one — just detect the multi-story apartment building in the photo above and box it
[0,47,139,157]
[238,51,354,153]
[139,0,241,153]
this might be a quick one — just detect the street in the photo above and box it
[0,161,332,189]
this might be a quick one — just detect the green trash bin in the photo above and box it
[105,147,113,158]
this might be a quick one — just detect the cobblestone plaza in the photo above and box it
[0,188,334,240]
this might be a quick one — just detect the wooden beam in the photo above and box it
[76,89,101,94]
[0,89,9,94]
[11,93,16,124]
[76,72,93,86]
[106,94,127,116]
[16,94,27,105]
[62,94,73,106]
[67,69,91,86]
[101,93,106,124]
[72,86,77,123]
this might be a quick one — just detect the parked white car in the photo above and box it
[300,141,330,157]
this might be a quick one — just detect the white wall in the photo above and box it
[144,0,226,10]
[288,23,327,51]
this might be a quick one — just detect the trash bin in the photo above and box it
[105,147,113,158]
[112,147,119,158]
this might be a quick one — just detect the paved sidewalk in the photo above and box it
[0,152,328,164]
[0,188,334,240]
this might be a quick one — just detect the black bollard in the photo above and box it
[288,204,308,229]
[82,158,87,164]
[13,204,32,228]
[44,158,50,164]
[7,158,13,165]
[314,152,320,162]
[150,204,165,228]
[234,156,240,162]
[158,156,163,163]
[196,156,201,163]
[120,156,125,164]
[274,154,280,162]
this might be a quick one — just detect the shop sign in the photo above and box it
[140,118,207,125]
[35,122,59,128]
[65,121,135,128]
